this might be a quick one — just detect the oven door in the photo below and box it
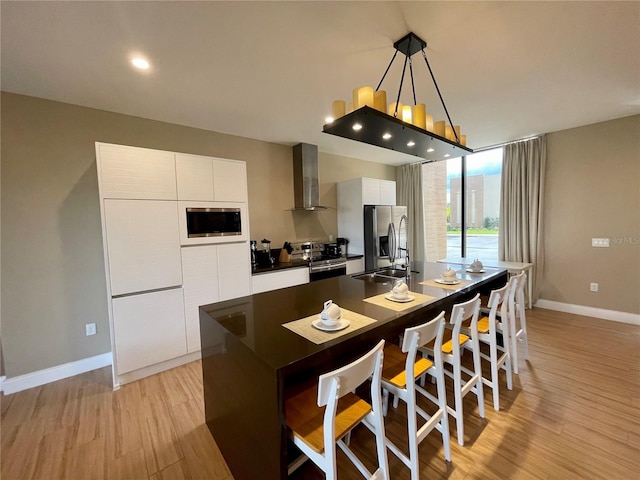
[309,261,347,282]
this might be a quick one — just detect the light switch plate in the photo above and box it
[592,238,610,247]
[85,323,97,336]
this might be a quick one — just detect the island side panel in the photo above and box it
[200,310,283,480]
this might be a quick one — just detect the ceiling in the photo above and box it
[2,1,639,166]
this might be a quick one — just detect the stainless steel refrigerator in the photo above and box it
[363,205,408,271]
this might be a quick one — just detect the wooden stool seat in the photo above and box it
[286,388,372,453]
[425,329,469,354]
[382,343,433,389]
[476,316,493,334]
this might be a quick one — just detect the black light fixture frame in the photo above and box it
[323,32,473,162]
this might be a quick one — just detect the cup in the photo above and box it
[320,300,341,326]
[441,268,457,282]
[392,280,409,299]
[470,259,484,272]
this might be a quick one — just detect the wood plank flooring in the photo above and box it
[2,308,639,479]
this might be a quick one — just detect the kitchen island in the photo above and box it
[199,261,507,480]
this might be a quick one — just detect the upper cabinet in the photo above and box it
[176,154,248,202]
[97,143,177,200]
[361,177,397,205]
[213,159,248,202]
[337,177,397,255]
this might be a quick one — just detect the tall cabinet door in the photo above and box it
[104,199,182,296]
[217,243,252,300]
[112,288,187,374]
[181,245,220,353]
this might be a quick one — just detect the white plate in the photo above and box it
[312,318,350,332]
[465,268,486,273]
[435,278,461,285]
[384,294,415,303]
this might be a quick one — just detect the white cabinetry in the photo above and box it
[346,257,365,275]
[176,154,248,202]
[181,242,252,353]
[337,177,396,255]
[175,154,214,201]
[112,289,187,374]
[97,143,177,200]
[213,159,248,202]
[181,246,219,353]
[96,142,251,387]
[103,199,182,296]
[252,268,310,294]
[218,243,252,300]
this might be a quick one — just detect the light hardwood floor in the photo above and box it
[2,308,639,479]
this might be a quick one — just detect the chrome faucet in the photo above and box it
[397,214,410,278]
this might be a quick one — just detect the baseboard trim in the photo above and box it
[2,352,113,395]
[115,351,201,388]
[534,299,640,325]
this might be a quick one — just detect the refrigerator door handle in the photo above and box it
[388,222,396,264]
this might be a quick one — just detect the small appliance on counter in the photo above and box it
[336,237,349,258]
[255,238,275,267]
[322,242,341,259]
[250,240,258,268]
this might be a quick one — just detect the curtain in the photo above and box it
[397,162,426,262]
[499,135,546,301]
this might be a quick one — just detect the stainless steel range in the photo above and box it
[289,241,347,281]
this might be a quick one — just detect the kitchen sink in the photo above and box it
[351,272,396,284]
[375,268,411,278]
[351,267,417,284]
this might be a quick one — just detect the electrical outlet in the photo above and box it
[590,283,599,292]
[592,238,610,247]
[85,323,97,336]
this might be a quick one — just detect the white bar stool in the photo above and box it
[285,340,389,480]
[380,311,451,480]
[509,271,529,374]
[461,281,514,410]
[419,294,485,446]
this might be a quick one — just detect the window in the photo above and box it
[422,147,503,260]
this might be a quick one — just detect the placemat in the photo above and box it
[363,291,436,312]
[282,308,377,344]
[420,279,472,290]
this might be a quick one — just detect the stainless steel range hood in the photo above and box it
[292,143,330,211]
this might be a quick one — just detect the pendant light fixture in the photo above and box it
[323,32,473,162]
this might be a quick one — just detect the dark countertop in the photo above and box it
[203,261,506,372]
[200,260,508,480]
[251,253,364,276]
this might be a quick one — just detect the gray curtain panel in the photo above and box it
[397,162,426,262]
[499,135,547,301]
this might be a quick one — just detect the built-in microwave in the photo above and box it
[186,207,241,238]
[178,201,248,245]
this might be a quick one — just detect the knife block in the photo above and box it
[278,249,291,263]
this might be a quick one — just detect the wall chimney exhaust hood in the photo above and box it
[292,143,330,211]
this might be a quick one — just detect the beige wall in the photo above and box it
[0,92,395,378]
[541,115,639,314]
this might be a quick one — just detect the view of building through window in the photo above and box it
[422,147,503,260]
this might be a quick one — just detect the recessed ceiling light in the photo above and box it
[132,57,150,70]
[427,148,435,153]
[352,123,363,131]
[444,154,451,158]
[407,140,415,147]
[325,116,334,124]
[382,133,392,140]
